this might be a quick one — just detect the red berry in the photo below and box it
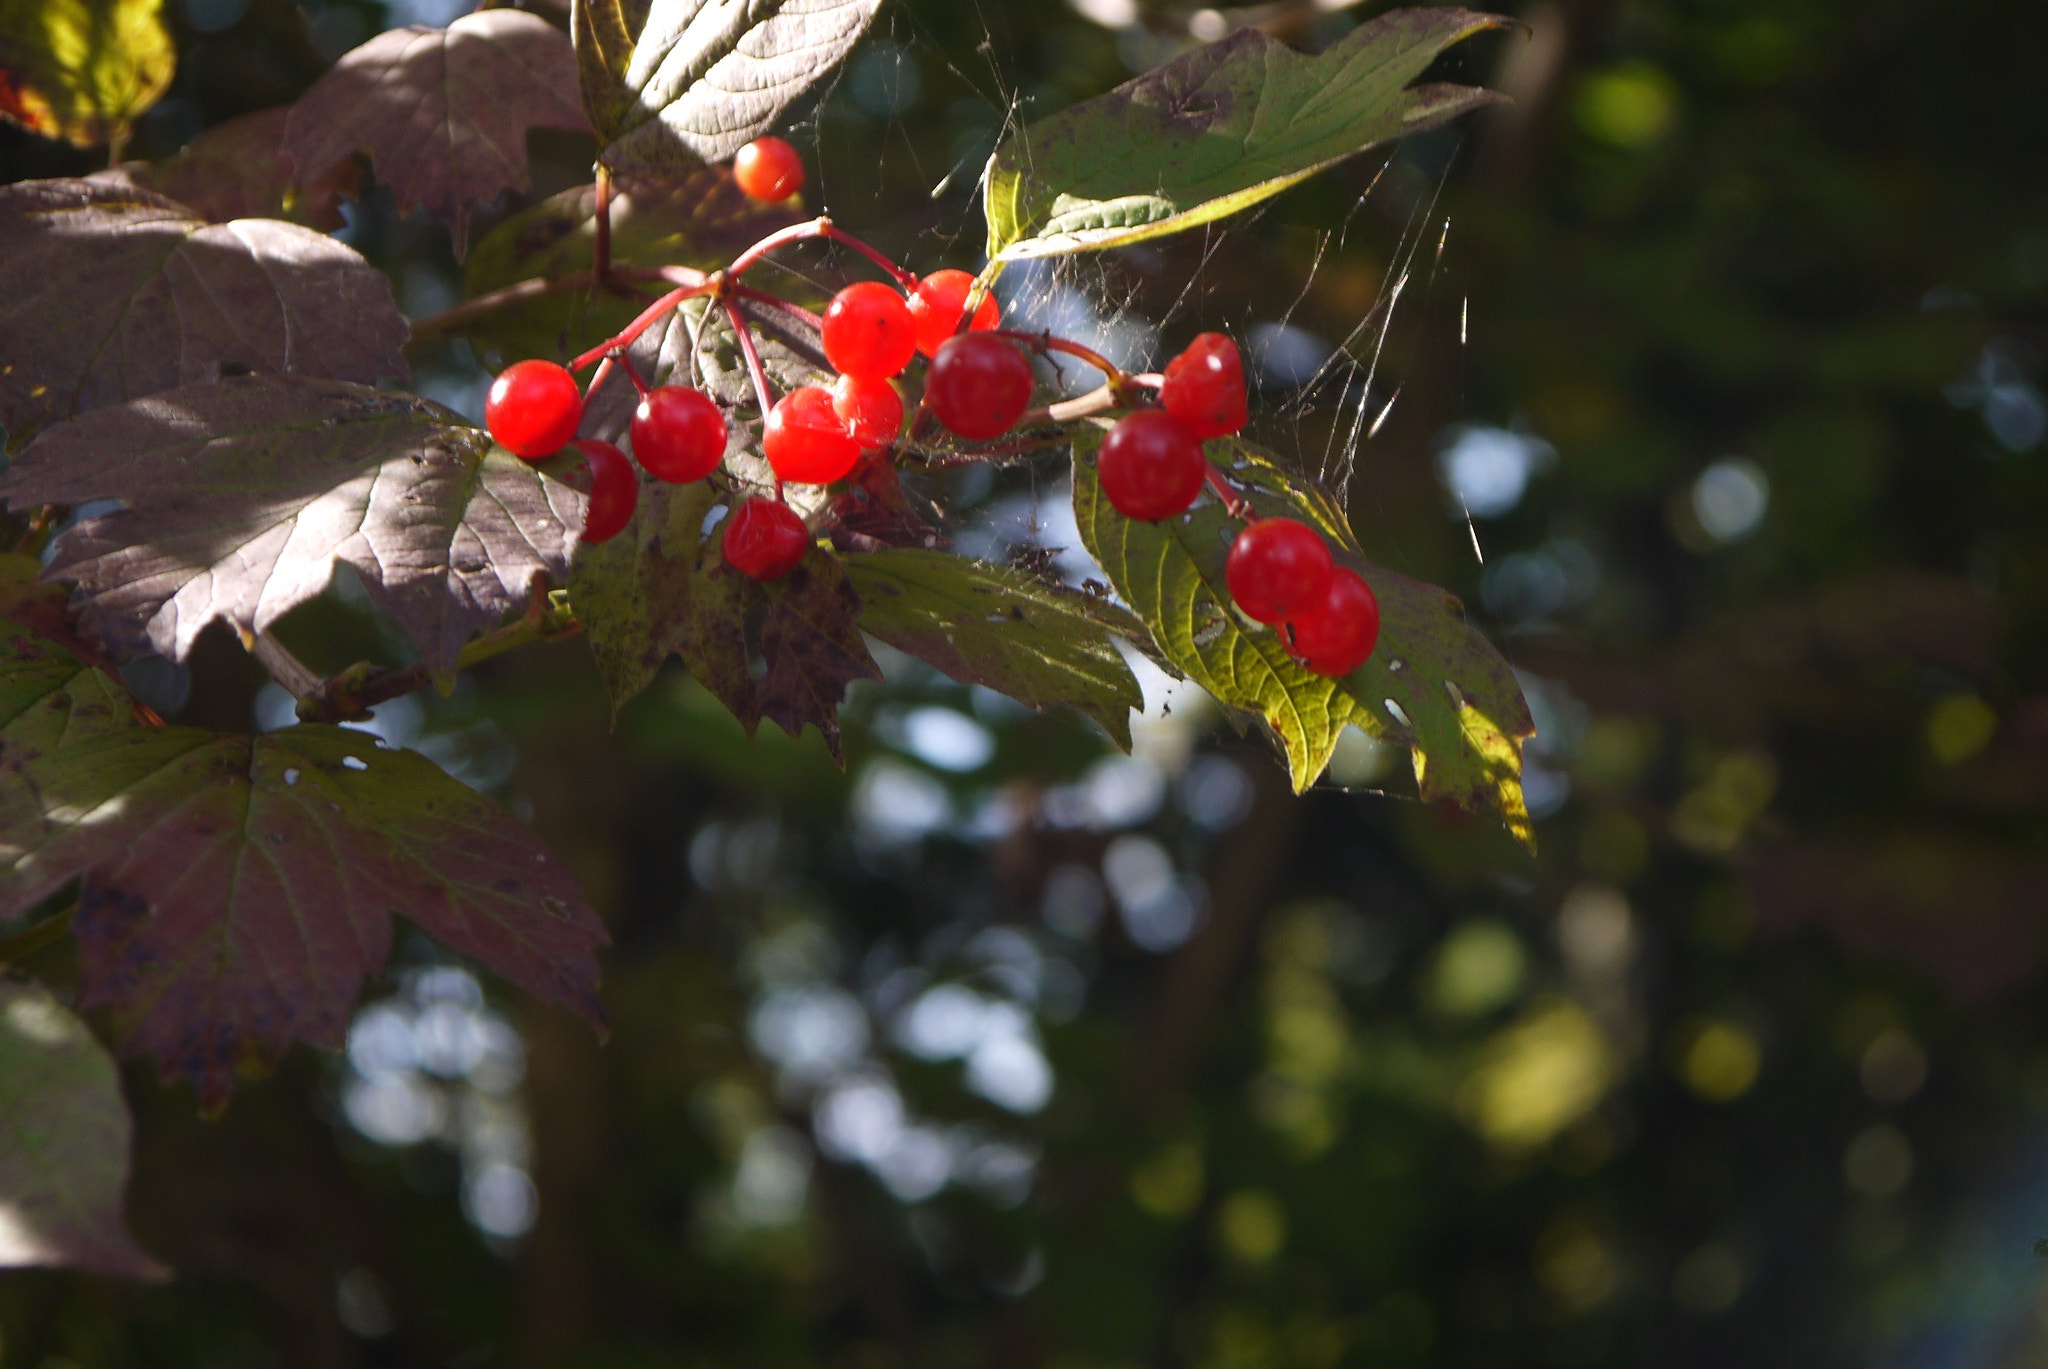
[831,373,904,451]
[733,136,804,202]
[1284,567,1380,677]
[907,268,1000,358]
[723,497,809,581]
[926,333,1033,440]
[630,385,727,483]
[823,281,917,380]
[1226,518,1333,624]
[570,439,638,544]
[1161,332,1247,440]
[485,359,582,459]
[1097,409,1206,521]
[765,385,861,484]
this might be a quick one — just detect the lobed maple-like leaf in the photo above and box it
[0,178,408,448]
[93,107,358,230]
[283,11,588,256]
[0,617,136,753]
[0,979,166,1279]
[0,0,173,151]
[845,548,1145,748]
[571,482,880,757]
[575,0,881,178]
[1071,426,1534,844]
[0,375,585,675]
[0,722,607,1111]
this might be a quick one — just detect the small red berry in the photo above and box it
[1160,332,1247,440]
[1284,567,1380,677]
[765,385,861,484]
[733,136,804,202]
[723,497,809,581]
[1226,518,1333,624]
[831,373,904,451]
[907,268,1000,358]
[823,281,917,380]
[1097,409,1206,521]
[485,359,582,459]
[926,333,1033,440]
[630,385,727,484]
[570,439,638,544]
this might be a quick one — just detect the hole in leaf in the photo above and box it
[283,768,300,786]
[1444,679,1467,708]
[342,755,369,771]
[1384,699,1412,728]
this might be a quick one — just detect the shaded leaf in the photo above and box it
[571,482,879,757]
[0,375,585,675]
[283,11,588,255]
[93,108,358,230]
[458,166,800,361]
[985,8,1507,260]
[845,547,1144,748]
[0,724,607,1110]
[1071,426,1532,842]
[575,0,881,178]
[0,179,409,447]
[0,617,136,753]
[0,979,165,1279]
[0,0,173,149]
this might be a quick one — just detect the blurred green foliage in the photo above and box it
[3,0,2047,1365]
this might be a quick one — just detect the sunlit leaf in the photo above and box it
[1071,426,1533,843]
[282,11,588,255]
[845,548,1144,748]
[93,107,358,230]
[0,375,585,675]
[0,724,607,1111]
[0,979,165,1279]
[0,179,409,448]
[0,616,136,752]
[574,0,881,178]
[571,482,880,758]
[984,7,1506,260]
[0,0,173,150]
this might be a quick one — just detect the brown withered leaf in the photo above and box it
[94,107,358,229]
[570,481,880,757]
[0,723,607,1111]
[0,375,584,675]
[0,178,408,447]
[283,10,588,255]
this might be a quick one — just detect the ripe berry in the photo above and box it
[733,136,804,202]
[723,497,809,581]
[1097,409,1206,521]
[1226,518,1333,624]
[831,373,903,451]
[907,268,1000,358]
[1161,332,1248,439]
[570,439,638,544]
[926,333,1033,440]
[764,385,861,484]
[485,359,582,459]
[630,385,726,483]
[1284,567,1380,677]
[823,281,917,380]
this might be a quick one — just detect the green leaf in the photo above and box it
[574,0,881,178]
[983,8,1507,261]
[0,617,135,752]
[0,723,608,1110]
[570,482,880,758]
[0,0,174,150]
[844,548,1145,749]
[0,978,166,1279]
[1070,426,1533,844]
[458,167,800,363]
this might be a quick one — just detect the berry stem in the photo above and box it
[569,281,713,373]
[728,216,917,289]
[593,165,614,285]
[1203,463,1255,520]
[724,297,780,416]
[992,329,1129,384]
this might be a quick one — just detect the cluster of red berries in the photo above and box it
[482,137,1379,675]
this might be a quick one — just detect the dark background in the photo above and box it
[4,0,2048,1365]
